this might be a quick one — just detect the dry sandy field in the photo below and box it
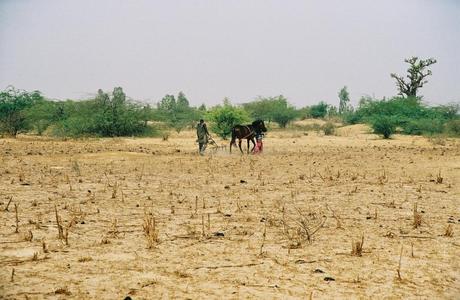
[1,125,459,299]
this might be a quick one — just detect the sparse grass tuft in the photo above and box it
[78,256,93,262]
[14,203,19,233]
[444,224,453,237]
[23,230,33,242]
[282,206,327,246]
[396,244,404,281]
[143,213,159,249]
[72,160,81,176]
[351,235,364,256]
[436,170,443,184]
[413,203,422,228]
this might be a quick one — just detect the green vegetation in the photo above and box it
[53,88,152,137]
[322,122,336,136]
[391,57,437,98]
[338,86,351,115]
[0,87,43,137]
[370,115,397,139]
[308,101,329,119]
[155,92,201,133]
[207,99,250,139]
[345,96,459,137]
[243,96,297,128]
[1,55,458,140]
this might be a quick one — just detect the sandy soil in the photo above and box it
[1,127,459,299]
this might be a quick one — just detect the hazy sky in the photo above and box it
[1,0,459,107]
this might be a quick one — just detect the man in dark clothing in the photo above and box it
[196,119,210,155]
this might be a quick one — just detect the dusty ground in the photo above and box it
[1,126,459,299]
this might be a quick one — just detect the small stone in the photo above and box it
[314,269,325,273]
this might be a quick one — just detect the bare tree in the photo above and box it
[390,57,437,98]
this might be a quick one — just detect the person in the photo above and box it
[196,119,210,155]
[253,131,264,154]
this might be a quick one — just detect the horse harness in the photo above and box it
[239,125,255,140]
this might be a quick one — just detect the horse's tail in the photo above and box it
[230,126,238,145]
[229,126,238,153]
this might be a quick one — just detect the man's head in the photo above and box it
[199,119,204,124]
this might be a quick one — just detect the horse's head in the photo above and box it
[252,120,267,132]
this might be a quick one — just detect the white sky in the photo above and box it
[0,0,459,107]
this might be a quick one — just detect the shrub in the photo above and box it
[155,92,200,133]
[309,102,329,119]
[342,111,361,125]
[348,96,458,137]
[445,119,460,136]
[322,122,336,135]
[52,88,150,137]
[402,118,444,136]
[370,116,397,139]
[243,95,297,128]
[207,101,250,139]
[0,87,43,136]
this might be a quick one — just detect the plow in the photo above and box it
[207,136,227,153]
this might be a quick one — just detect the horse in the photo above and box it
[230,120,267,154]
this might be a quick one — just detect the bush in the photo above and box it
[402,118,444,136]
[445,119,460,136]
[322,122,336,135]
[57,88,151,137]
[0,87,43,136]
[207,101,250,139]
[309,102,329,119]
[346,96,458,137]
[370,116,397,139]
[342,111,361,125]
[155,92,200,133]
[243,95,297,128]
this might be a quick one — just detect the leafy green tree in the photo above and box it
[25,99,62,135]
[243,97,277,123]
[338,86,351,114]
[198,103,207,112]
[328,106,339,117]
[390,57,437,98]
[243,95,297,128]
[309,101,329,118]
[269,96,297,128]
[207,100,250,139]
[156,92,199,132]
[55,87,148,137]
[93,87,132,136]
[0,86,43,136]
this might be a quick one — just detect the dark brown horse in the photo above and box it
[230,120,267,154]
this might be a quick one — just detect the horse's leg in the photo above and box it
[250,138,256,153]
[238,139,243,154]
[230,137,235,153]
[247,139,250,154]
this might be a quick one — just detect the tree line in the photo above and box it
[1,57,459,139]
